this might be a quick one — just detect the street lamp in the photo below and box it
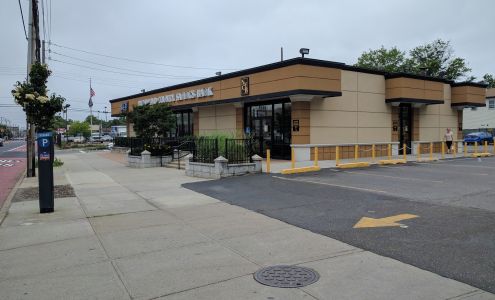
[63,104,70,142]
[299,48,310,58]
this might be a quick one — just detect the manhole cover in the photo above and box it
[253,265,319,288]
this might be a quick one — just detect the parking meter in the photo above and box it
[37,131,54,213]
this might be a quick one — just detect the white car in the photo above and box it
[73,136,85,143]
[101,135,113,142]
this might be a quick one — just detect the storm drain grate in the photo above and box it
[253,265,319,288]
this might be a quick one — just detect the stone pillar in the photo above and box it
[251,154,262,173]
[214,156,228,179]
[141,150,151,168]
[185,154,193,176]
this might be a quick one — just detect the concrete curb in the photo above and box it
[0,168,26,226]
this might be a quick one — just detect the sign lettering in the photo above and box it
[138,87,214,106]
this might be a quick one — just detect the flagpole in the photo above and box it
[90,78,93,128]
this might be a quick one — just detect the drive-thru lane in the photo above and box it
[184,157,495,294]
[0,141,26,209]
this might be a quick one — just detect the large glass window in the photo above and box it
[489,100,495,109]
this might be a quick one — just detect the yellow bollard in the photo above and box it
[388,144,392,160]
[417,143,421,161]
[355,144,359,161]
[266,149,271,174]
[441,142,445,159]
[314,147,319,167]
[484,141,488,153]
[403,143,407,161]
[291,148,295,169]
[429,142,433,161]
[371,144,376,162]
[475,142,478,156]
[336,146,340,166]
[464,142,467,157]
[453,142,457,158]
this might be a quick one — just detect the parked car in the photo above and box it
[464,132,493,145]
[72,136,85,143]
[101,135,113,142]
[89,136,101,143]
[0,137,4,146]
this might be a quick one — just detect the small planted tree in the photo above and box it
[127,103,176,139]
[11,63,65,130]
[126,103,176,155]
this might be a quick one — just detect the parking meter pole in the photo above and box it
[37,131,54,213]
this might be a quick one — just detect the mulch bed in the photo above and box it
[12,185,76,203]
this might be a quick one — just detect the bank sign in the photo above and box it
[138,87,214,106]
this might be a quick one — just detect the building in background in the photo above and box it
[110,57,487,159]
[463,88,495,134]
[111,125,127,137]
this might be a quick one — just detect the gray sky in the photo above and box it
[1,0,494,128]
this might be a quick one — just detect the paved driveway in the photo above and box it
[184,156,495,294]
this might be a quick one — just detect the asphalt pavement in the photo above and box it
[0,140,26,210]
[0,140,26,158]
[184,157,495,294]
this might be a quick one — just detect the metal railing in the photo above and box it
[193,138,219,163]
[225,138,255,164]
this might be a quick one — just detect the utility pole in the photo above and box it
[26,0,38,177]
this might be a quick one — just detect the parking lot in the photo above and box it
[184,156,495,294]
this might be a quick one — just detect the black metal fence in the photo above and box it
[193,138,218,163]
[224,138,256,164]
[116,136,255,164]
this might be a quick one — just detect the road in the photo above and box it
[184,157,495,294]
[0,140,26,209]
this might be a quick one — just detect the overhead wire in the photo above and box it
[17,0,28,40]
[50,42,239,71]
[41,0,46,41]
[49,58,206,80]
[50,51,204,79]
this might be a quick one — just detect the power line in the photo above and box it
[40,0,46,41]
[17,0,28,40]
[51,42,239,71]
[52,75,148,89]
[51,51,203,79]
[49,58,206,80]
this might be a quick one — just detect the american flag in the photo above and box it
[89,87,95,107]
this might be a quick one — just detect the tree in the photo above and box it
[355,39,472,81]
[356,46,407,73]
[11,63,65,130]
[127,103,176,138]
[51,115,68,130]
[68,121,91,138]
[84,115,126,129]
[483,74,495,88]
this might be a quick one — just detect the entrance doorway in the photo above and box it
[399,104,413,154]
[245,100,291,159]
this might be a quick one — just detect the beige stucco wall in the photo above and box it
[418,84,459,141]
[310,70,391,144]
[198,104,237,136]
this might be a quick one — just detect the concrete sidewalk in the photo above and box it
[0,152,493,299]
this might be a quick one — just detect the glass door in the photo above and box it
[399,104,413,154]
[245,100,291,159]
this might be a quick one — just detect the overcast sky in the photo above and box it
[1,0,494,128]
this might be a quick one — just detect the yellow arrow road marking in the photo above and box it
[353,214,419,228]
